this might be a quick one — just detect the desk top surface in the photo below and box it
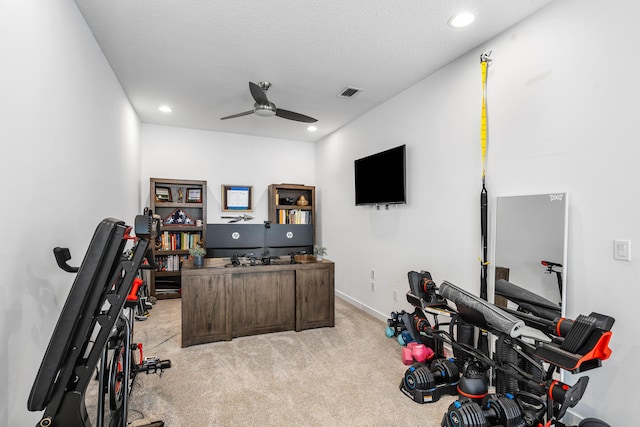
[182,256,333,275]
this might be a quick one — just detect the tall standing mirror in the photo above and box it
[494,193,568,318]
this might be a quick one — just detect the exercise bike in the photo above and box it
[28,216,170,427]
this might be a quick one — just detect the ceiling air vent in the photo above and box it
[337,86,362,98]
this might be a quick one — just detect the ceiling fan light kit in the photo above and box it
[221,81,317,123]
[254,104,276,117]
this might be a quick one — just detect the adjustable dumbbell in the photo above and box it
[441,395,523,427]
[403,358,460,390]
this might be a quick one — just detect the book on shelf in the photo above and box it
[277,209,311,224]
[155,254,188,272]
[160,231,202,251]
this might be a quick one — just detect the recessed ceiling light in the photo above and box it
[448,12,475,28]
[307,125,317,132]
[158,105,173,113]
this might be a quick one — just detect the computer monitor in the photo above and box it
[206,224,265,248]
[265,224,313,255]
[205,223,313,257]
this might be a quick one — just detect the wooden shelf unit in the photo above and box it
[149,177,207,299]
[268,183,315,243]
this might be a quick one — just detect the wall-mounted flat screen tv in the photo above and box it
[354,144,406,206]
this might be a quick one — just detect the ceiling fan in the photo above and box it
[221,81,317,123]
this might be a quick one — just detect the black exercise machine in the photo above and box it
[28,216,170,427]
[393,271,613,427]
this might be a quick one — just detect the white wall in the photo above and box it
[0,1,141,425]
[316,48,481,318]
[141,124,316,222]
[316,0,638,424]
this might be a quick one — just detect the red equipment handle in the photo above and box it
[127,277,143,302]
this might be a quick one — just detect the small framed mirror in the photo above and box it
[494,193,568,318]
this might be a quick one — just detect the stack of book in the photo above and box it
[160,231,202,250]
[278,209,311,224]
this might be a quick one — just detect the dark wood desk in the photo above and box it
[181,257,335,347]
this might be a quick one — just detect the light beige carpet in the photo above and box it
[122,297,456,426]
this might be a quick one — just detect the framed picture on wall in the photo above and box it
[222,185,253,212]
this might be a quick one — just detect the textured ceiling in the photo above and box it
[73,0,555,142]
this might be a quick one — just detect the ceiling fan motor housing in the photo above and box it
[254,102,276,117]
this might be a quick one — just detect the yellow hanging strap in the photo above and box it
[480,51,492,179]
[481,62,487,178]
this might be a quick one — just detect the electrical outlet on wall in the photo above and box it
[371,281,375,292]
[393,289,398,301]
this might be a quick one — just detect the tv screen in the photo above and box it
[354,144,406,206]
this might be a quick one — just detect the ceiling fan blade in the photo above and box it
[249,82,269,105]
[220,110,254,120]
[275,109,318,123]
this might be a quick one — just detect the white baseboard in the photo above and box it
[336,291,388,322]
